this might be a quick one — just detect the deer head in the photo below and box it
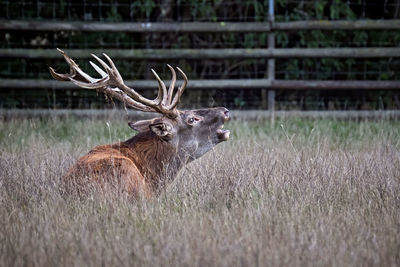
[49,49,230,166]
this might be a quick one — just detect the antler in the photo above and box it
[49,48,188,117]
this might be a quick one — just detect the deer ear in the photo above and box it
[128,119,156,132]
[149,122,173,138]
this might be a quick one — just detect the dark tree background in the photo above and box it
[1,0,399,110]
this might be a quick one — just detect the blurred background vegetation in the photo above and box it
[0,0,399,110]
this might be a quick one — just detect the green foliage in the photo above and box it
[105,6,123,22]
[244,33,256,48]
[222,33,236,48]
[315,0,328,19]
[133,0,156,19]
[273,0,399,83]
[353,31,368,46]
[1,0,399,110]
[284,59,300,79]
[188,0,218,22]
[276,31,288,47]
[244,0,268,21]
[233,97,246,108]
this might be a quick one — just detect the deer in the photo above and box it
[49,49,230,198]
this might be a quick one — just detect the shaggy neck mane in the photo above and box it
[113,131,180,191]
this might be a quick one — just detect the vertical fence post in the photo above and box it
[261,88,268,109]
[268,0,276,124]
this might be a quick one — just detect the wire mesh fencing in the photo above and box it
[0,0,399,110]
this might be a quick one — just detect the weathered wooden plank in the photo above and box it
[1,20,400,32]
[1,48,400,59]
[271,47,400,58]
[0,78,271,89]
[271,80,400,90]
[0,20,270,32]
[273,19,400,30]
[1,79,399,90]
[1,48,270,59]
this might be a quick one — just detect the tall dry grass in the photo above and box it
[0,116,399,267]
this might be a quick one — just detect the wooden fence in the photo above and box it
[1,18,400,111]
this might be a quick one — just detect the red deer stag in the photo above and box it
[50,49,230,198]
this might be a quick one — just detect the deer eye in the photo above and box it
[187,116,201,125]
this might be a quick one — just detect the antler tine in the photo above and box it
[89,61,108,78]
[71,66,101,85]
[151,69,168,106]
[95,53,168,112]
[50,49,187,117]
[167,67,188,110]
[49,48,76,81]
[102,53,124,82]
[166,64,176,105]
[91,54,112,73]
[49,66,69,81]
[50,49,99,85]
[50,49,156,112]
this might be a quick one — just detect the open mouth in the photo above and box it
[216,124,230,141]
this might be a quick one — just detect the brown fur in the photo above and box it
[64,131,178,198]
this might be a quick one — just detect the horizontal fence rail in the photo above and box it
[2,18,400,110]
[2,79,399,90]
[271,20,400,30]
[2,48,400,59]
[1,20,400,32]
[0,21,271,32]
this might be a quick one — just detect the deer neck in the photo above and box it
[120,132,184,191]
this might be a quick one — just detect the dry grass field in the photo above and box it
[0,115,399,267]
